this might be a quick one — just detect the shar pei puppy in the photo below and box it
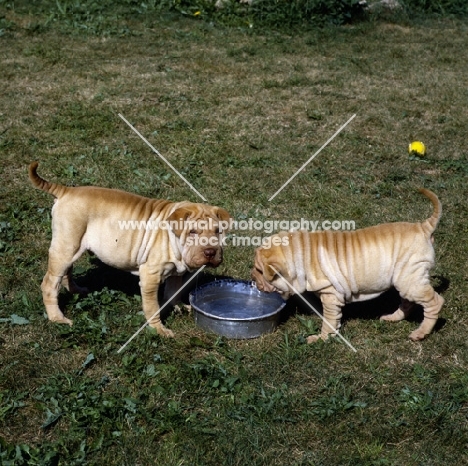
[251,189,444,343]
[29,162,231,337]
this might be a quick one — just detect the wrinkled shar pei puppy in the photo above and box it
[29,162,231,337]
[251,189,444,343]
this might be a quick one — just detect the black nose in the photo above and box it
[204,248,216,259]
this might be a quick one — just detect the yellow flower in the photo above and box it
[194,11,201,16]
[408,141,426,157]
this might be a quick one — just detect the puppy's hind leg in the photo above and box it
[62,265,90,296]
[395,275,443,341]
[41,243,86,326]
[380,298,415,322]
[407,286,444,341]
[41,271,73,325]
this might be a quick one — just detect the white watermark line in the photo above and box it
[268,114,356,202]
[116,218,356,233]
[118,113,208,202]
[269,266,357,353]
[117,265,206,354]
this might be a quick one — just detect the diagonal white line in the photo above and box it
[269,266,357,353]
[117,265,206,354]
[118,113,208,202]
[268,114,356,201]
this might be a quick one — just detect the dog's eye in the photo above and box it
[215,227,220,234]
[256,267,263,275]
[189,229,197,235]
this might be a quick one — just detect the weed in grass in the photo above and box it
[0,391,27,423]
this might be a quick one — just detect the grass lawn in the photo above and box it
[1,4,468,465]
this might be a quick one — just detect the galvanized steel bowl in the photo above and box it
[189,279,286,339]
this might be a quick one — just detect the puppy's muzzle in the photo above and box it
[203,247,223,267]
[204,248,216,259]
[251,269,277,294]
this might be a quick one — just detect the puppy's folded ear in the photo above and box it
[216,207,231,222]
[166,207,192,236]
[263,261,285,282]
[256,248,285,282]
[215,207,232,232]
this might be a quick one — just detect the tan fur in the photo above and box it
[29,162,231,337]
[251,189,443,343]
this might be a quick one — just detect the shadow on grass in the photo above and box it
[285,274,450,333]
[58,255,236,324]
[59,255,449,336]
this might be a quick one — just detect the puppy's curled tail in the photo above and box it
[29,162,68,198]
[419,188,442,235]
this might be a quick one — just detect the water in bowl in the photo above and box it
[195,289,282,320]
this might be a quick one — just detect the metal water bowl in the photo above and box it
[189,279,286,339]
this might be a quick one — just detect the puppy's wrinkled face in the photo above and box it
[251,247,292,299]
[168,205,231,270]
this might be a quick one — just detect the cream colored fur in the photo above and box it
[251,189,443,343]
[29,162,231,337]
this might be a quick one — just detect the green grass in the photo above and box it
[1,3,468,465]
